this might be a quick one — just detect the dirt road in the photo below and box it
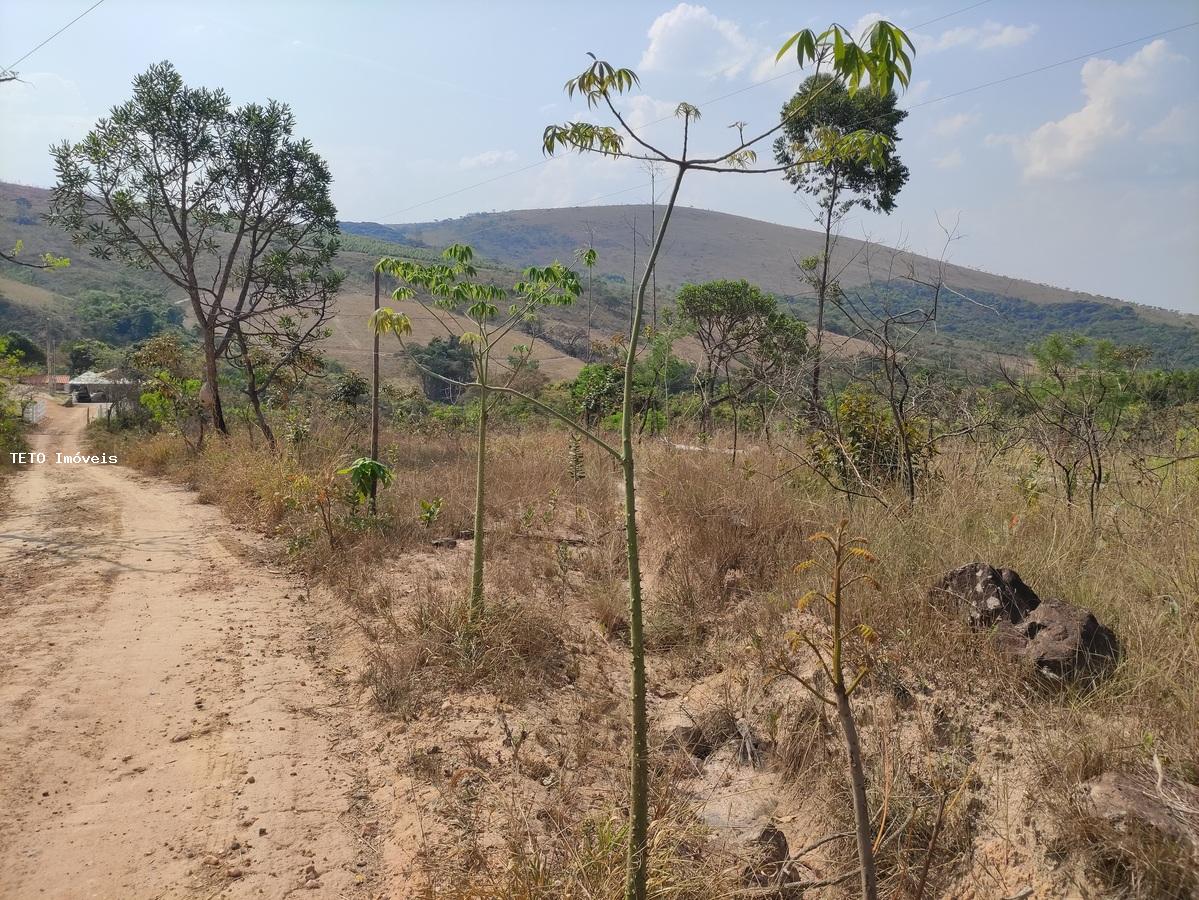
[0,400,390,899]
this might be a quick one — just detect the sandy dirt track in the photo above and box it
[0,400,392,899]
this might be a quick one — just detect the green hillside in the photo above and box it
[344,205,1199,367]
[4,181,1196,369]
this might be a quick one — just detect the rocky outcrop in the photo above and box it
[931,563,1119,681]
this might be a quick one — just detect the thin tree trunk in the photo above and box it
[831,545,879,900]
[586,266,593,362]
[469,383,488,621]
[202,324,228,434]
[811,173,840,422]
[370,270,381,516]
[623,165,685,900]
[835,683,879,900]
[237,333,275,449]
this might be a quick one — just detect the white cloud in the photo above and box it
[640,3,756,79]
[1141,104,1198,145]
[923,20,1037,53]
[458,149,519,170]
[900,79,931,108]
[932,112,979,137]
[621,95,678,130]
[933,149,963,169]
[1014,40,1181,179]
[850,11,885,41]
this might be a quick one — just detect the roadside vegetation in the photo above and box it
[5,16,1197,900]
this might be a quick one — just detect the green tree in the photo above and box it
[1,336,33,462]
[775,72,908,416]
[675,279,779,433]
[330,370,370,408]
[541,21,914,896]
[408,336,474,402]
[49,61,339,434]
[1004,334,1149,521]
[373,246,581,621]
[2,332,45,367]
[75,288,184,345]
[570,362,623,425]
[68,338,118,376]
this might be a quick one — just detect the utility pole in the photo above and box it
[45,315,52,394]
[369,268,381,516]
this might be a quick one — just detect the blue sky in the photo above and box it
[2,1,1197,313]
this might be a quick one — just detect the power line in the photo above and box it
[1,0,107,76]
[375,0,996,219]
[906,19,1198,110]
[380,17,1199,225]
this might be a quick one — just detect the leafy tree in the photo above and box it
[408,336,474,402]
[49,61,340,434]
[574,244,598,359]
[3,332,45,366]
[1003,334,1149,521]
[775,72,908,416]
[373,245,581,621]
[541,21,914,897]
[675,279,780,433]
[330,370,370,408]
[75,288,183,345]
[128,333,206,448]
[570,362,623,425]
[1,336,33,462]
[68,338,119,375]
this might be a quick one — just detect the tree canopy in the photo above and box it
[48,61,340,432]
[774,73,909,214]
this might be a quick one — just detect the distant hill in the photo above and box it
[3,182,1196,373]
[344,205,1199,368]
[0,183,583,384]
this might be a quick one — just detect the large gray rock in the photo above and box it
[931,564,1119,682]
[1016,597,1119,680]
[930,562,1040,628]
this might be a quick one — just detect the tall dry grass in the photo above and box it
[90,415,1199,896]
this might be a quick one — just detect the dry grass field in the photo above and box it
[89,409,1199,899]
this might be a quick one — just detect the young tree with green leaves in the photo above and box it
[49,61,340,435]
[783,521,884,900]
[1003,334,1150,522]
[371,245,581,621]
[674,279,801,440]
[574,244,598,360]
[540,21,914,897]
[775,70,909,418]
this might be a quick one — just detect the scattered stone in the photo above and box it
[226,867,243,879]
[743,822,789,886]
[665,724,711,759]
[929,562,1040,627]
[931,563,1119,683]
[1081,769,1199,854]
[1016,597,1119,680]
[304,878,320,889]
